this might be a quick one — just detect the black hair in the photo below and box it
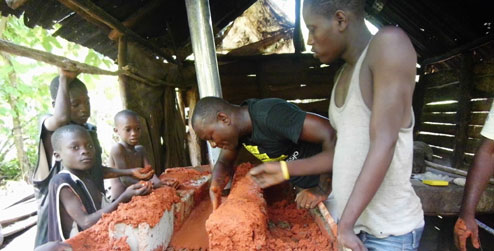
[303,0,365,18]
[191,96,233,128]
[114,109,139,125]
[51,124,91,151]
[50,76,88,101]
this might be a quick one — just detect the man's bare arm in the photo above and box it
[249,113,335,189]
[286,113,336,176]
[210,148,238,209]
[460,138,494,218]
[455,138,494,250]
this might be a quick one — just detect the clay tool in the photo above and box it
[317,202,337,236]
[317,201,339,250]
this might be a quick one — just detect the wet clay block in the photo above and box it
[205,162,268,251]
[109,186,179,228]
[65,186,179,250]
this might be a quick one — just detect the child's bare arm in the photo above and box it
[60,183,150,230]
[103,167,154,180]
[44,69,79,131]
[109,177,126,199]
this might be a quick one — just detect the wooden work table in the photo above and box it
[412,179,494,216]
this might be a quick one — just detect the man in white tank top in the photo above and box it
[248,0,424,249]
[301,0,424,250]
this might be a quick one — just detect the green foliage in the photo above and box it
[0,159,22,181]
[0,14,117,182]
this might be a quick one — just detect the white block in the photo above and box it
[110,207,174,251]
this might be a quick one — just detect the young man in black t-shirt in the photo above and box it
[191,97,336,210]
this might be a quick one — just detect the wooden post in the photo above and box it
[176,89,186,125]
[453,53,473,170]
[256,64,269,98]
[163,87,188,168]
[118,36,129,108]
[412,67,426,138]
[293,0,305,53]
[186,87,202,167]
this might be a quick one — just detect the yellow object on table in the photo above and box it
[422,179,449,186]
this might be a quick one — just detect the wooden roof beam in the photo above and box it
[421,34,494,66]
[0,38,180,87]
[0,38,116,75]
[226,28,293,56]
[57,0,177,64]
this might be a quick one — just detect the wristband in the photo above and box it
[280,161,290,180]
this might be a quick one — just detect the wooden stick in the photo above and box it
[425,160,494,185]
[476,219,494,236]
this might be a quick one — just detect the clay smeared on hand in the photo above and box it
[136,165,155,180]
[138,180,153,191]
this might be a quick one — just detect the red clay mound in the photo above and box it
[160,167,210,188]
[266,200,333,250]
[205,162,335,250]
[205,162,268,251]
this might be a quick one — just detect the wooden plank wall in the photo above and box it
[218,54,341,118]
[417,57,494,170]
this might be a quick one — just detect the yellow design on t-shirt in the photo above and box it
[242,144,287,162]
